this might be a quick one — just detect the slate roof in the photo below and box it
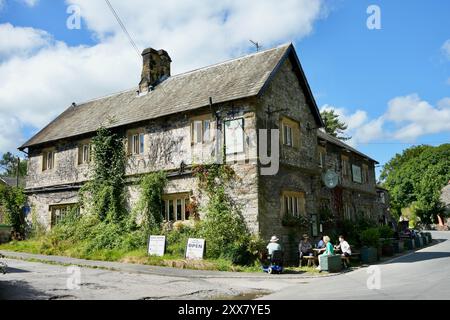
[20,43,323,150]
[317,129,378,164]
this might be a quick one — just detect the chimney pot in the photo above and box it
[139,47,171,94]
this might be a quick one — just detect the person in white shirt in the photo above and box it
[335,235,352,268]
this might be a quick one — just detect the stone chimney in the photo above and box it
[139,48,171,93]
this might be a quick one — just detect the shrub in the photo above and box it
[360,228,380,248]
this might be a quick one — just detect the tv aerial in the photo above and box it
[322,169,339,189]
[249,40,261,52]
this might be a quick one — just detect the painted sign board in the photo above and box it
[147,235,166,256]
[185,238,205,260]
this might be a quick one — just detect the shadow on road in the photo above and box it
[4,267,31,274]
[0,280,50,300]
[389,251,450,264]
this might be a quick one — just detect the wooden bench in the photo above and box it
[301,255,317,267]
[340,251,361,267]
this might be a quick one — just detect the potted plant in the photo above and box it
[360,228,380,263]
[378,225,394,256]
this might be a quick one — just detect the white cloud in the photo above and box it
[0,0,325,153]
[0,23,52,58]
[442,39,450,60]
[17,0,39,7]
[321,94,450,146]
[0,116,24,154]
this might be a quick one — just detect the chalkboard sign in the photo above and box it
[185,238,205,260]
[147,235,166,256]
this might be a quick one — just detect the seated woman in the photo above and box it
[316,235,334,271]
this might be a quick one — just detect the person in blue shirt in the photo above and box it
[316,234,325,249]
[266,235,282,256]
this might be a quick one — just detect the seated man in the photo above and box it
[298,234,313,262]
[267,235,282,257]
[334,235,352,268]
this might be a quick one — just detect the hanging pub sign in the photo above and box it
[147,235,166,256]
[185,238,205,260]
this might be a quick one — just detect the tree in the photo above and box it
[380,144,450,224]
[320,109,351,141]
[0,152,27,177]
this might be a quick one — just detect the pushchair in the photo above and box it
[262,250,284,274]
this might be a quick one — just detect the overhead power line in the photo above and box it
[104,0,141,58]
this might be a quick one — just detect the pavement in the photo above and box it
[0,231,449,300]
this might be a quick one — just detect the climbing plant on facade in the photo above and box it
[80,126,127,223]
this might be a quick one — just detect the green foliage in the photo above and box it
[133,171,167,232]
[360,228,380,248]
[0,152,27,177]
[193,164,256,265]
[320,109,351,141]
[0,185,26,237]
[80,127,127,223]
[380,144,450,224]
[281,214,310,228]
[378,225,394,239]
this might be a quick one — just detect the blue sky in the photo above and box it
[0,0,449,178]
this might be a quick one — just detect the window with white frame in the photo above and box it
[78,143,91,165]
[50,204,78,227]
[191,119,212,144]
[163,194,191,221]
[282,191,306,217]
[318,147,326,168]
[281,117,300,148]
[224,118,244,154]
[42,150,55,171]
[128,132,145,155]
[352,164,362,183]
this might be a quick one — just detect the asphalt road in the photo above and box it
[260,231,450,300]
[0,231,449,300]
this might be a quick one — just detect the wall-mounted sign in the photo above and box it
[147,235,166,256]
[352,164,362,183]
[185,238,205,260]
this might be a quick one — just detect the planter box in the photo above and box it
[393,240,404,253]
[404,238,414,250]
[0,224,12,244]
[361,247,378,264]
[414,236,423,248]
[421,234,428,245]
[425,232,432,243]
[319,254,342,272]
[382,244,394,256]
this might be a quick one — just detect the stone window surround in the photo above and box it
[224,117,245,155]
[162,192,191,222]
[77,139,92,166]
[280,116,300,149]
[49,203,78,227]
[190,114,214,145]
[42,148,56,172]
[281,190,306,218]
[126,128,146,157]
[318,146,326,168]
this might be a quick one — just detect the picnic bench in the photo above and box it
[301,255,316,267]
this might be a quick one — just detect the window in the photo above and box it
[128,132,145,155]
[163,194,190,221]
[224,118,244,154]
[281,117,300,148]
[362,164,369,183]
[318,147,326,168]
[341,155,350,179]
[50,204,78,227]
[42,150,55,171]
[282,191,306,217]
[352,164,362,183]
[78,143,91,165]
[344,203,353,221]
[191,119,212,144]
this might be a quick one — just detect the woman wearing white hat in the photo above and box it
[266,235,282,256]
